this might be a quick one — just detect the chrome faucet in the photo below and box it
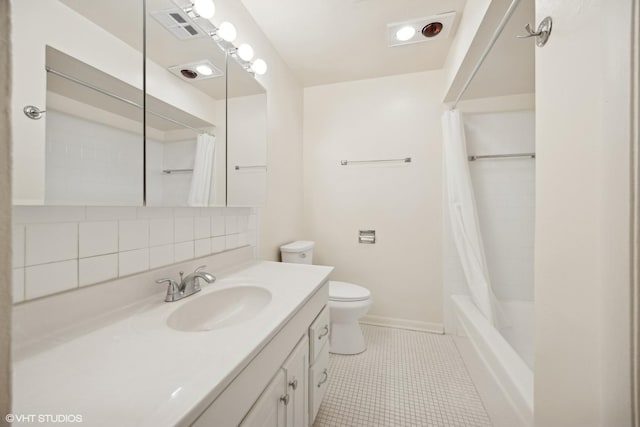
[156,265,216,302]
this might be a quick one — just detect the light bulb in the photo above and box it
[193,0,215,19]
[196,64,213,76]
[218,21,237,42]
[252,58,267,75]
[237,44,254,62]
[395,25,416,42]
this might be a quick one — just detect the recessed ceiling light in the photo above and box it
[196,64,213,75]
[395,26,416,42]
[387,12,457,47]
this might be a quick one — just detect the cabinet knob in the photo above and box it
[317,369,328,388]
[289,379,298,390]
[318,325,329,340]
[280,394,290,406]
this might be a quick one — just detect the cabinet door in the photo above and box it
[239,369,287,427]
[283,336,309,427]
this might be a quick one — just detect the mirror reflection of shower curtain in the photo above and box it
[187,133,216,207]
[442,110,503,327]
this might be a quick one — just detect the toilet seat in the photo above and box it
[329,281,370,302]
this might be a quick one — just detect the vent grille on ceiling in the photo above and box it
[150,8,205,40]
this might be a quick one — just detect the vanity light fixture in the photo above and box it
[192,0,215,19]
[251,59,267,76]
[237,44,254,62]
[218,21,237,42]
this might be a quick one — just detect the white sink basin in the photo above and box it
[167,286,272,332]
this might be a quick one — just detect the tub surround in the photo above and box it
[13,258,333,426]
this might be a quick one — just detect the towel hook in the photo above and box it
[517,16,552,47]
[23,105,46,120]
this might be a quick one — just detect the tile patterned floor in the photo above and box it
[312,325,492,427]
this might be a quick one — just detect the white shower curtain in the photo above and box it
[442,109,502,326]
[187,133,216,207]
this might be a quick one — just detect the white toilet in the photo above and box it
[280,241,372,355]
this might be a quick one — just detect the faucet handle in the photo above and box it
[156,278,180,302]
[194,265,207,272]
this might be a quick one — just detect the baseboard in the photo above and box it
[360,315,444,334]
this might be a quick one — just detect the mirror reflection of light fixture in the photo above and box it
[395,25,416,42]
[195,64,213,75]
[218,21,237,42]
[252,59,267,75]
[237,44,254,62]
[193,0,215,19]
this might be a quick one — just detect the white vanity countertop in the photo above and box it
[13,261,333,427]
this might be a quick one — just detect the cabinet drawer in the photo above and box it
[309,305,330,364]
[309,346,329,423]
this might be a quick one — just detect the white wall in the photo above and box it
[534,0,634,425]
[303,71,445,330]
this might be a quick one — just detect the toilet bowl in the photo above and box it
[328,281,371,355]
[280,241,372,355]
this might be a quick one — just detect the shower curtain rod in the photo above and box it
[450,0,523,110]
[45,66,214,134]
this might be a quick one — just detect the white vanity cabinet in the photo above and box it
[191,282,330,427]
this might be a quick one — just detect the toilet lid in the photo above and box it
[329,281,370,302]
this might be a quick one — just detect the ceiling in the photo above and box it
[241,0,466,87]
[460,0,535,100]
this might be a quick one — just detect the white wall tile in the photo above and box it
[237,216,249,233]
[12,226,25,268]
[248,230,257,247]
[174,241,194,262]
[248,215,257,231]
[13,268,25,303]
[26,223,78,266]
[173,207,196,217]
[86,207,137,221]
[194,216,211,239]
[237,232,248,247]
[149,218,174,247]
[174,217,194,243]
[13,206,86,224]
[25,260,78,299]
[194,238,212,257]
[118,249,149,276]
[225,216,238,235]
[79,221,118,258]
[136,207,173,219]
[211,216,226,237]
[149,245,174,269]
[225,234,239,250]
[119,220,149,251]
[211,236,225,253]
[79,254,118,287]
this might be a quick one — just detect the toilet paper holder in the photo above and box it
[359,230,376,244]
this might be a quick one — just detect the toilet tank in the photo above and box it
[280,241,315,265]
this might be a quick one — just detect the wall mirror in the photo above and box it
[11,0,145,205]
[226,57,267,207]
[12,0,266,207]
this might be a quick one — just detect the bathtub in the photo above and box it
[452,295,533,426]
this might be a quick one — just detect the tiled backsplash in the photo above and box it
[12,206,257,303]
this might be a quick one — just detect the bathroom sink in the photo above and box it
[167,286,272,332]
